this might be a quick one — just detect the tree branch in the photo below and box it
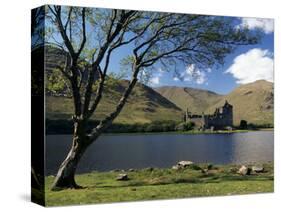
[48,6,76,57]
[106,9,117,41]
[114,13,172,48]
[82,10,136,117]
[49,5,84,116]
[56,54,72,80]
[64,7,73,31]
[133,20,187,56]
[76,8,87,57]
[87,65,140,143]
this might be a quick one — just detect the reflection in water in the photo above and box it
[46,131,273,175]
[231,132,274,163]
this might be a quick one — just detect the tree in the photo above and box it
[175,121,195,131]
[46,5,260,190]
[239,120,248,129]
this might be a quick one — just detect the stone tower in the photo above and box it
[222,100,233,126]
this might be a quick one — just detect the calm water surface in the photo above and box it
[46,131,273,175]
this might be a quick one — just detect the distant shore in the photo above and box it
[103,128,274,136]
[46,128,273,136]
[46,118,273,135]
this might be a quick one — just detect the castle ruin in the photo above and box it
[184,100,233,130]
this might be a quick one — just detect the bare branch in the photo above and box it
[88,66,140,143]
[82,10,137,117]
[76,8,87,57]
[56,55,72,80]
[85,45,114,118]
[64,7,73,31]
[106,10,117,41]
[112,13,171,48]
[48,6,76,57]
[133,20,187,56]
[94,10,136,65]
[49,5,84,116]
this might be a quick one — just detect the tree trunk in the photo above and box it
[51,122,89,190]
[51,72,139,191]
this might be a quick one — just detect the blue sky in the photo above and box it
[106,17,274,95]
[47,9,274,95]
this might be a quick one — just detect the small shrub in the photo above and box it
[239,120,248,129]
[175,122,195,131]
[189,164,202,171]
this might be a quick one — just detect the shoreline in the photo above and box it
[46,128,273,136]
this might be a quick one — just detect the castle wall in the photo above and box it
[207,115,232,129]
[187,117,206,128]
[206,104,233,129]
[185,101,233,130]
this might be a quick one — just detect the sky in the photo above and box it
[157,18,274,94]
[107,16,274,95]
[47,8,274,95]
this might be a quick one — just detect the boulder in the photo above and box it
[178,160,194,168]
[116,173,129,181]
[128,168,135,172]
[229,167,238,173]
[238,165,251,175]
[201,168,208,174]
[207,164,213,170]
[252,165,264,173]
[172,165,181,170]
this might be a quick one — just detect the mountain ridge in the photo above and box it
[154,80,273,126]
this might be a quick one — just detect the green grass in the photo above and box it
[44,163,273,206]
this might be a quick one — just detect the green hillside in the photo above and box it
[155,80,274,126]
[46,80,183,124]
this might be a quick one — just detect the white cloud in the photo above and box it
[150,76,160,85]
[225,48,274,84]
[182,64,207,85]
[238,17,274,34]
[150,71,163,86]
[173,77,179,81]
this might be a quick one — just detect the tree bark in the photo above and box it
[51,122,88,190]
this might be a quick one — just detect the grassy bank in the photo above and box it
[45,163,273,206]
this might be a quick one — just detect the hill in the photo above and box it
[46,80,183,124]
[154,86,222,114]
[206,80,273,126]
[155,80,274,126]
[44,45,183,124]
[44,45,273,126]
